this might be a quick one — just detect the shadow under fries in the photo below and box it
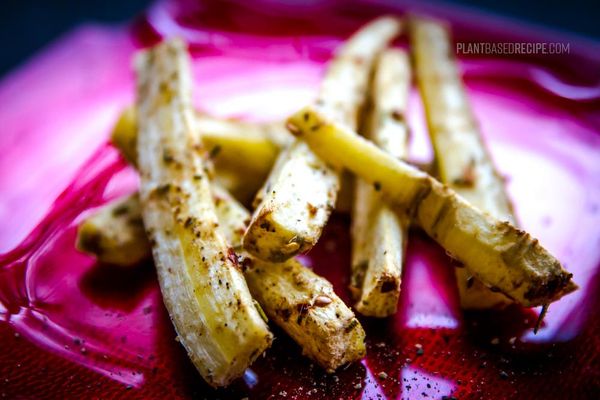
[79,259,156,313]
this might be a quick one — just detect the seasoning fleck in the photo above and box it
[286,122,301,136]
[413,343,424,356]
[314,295,332,307]
[345,319,359,333]
[391,110,404,121]
[209,145,222,159]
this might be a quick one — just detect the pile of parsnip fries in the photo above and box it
[76,15,576,387]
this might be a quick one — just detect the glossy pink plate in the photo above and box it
[1,1,599,399]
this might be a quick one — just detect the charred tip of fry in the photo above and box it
[523,270,575,304]
[379,279,398,294]
[564,280,579,294]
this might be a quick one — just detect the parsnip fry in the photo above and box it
[135,39,272,387]
[76,194,150,266]
[110,105,291,204]
[350,49,411,317]
[243,16,402,262]
[287,105,577,307]
[244,257,365,372]
[410,17,515,309]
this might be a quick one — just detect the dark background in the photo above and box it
[1,0,598,78]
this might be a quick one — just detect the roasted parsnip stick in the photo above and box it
[112,105,290,170]
[410,17,515,309]
[111,105,291,204]
[244,257,365,372]
[244,139,340,261]
[76,194,150,266]
[350,49,411,317]
[135,39,272,387]
[243,17,402,262]
[287,105,577,307]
